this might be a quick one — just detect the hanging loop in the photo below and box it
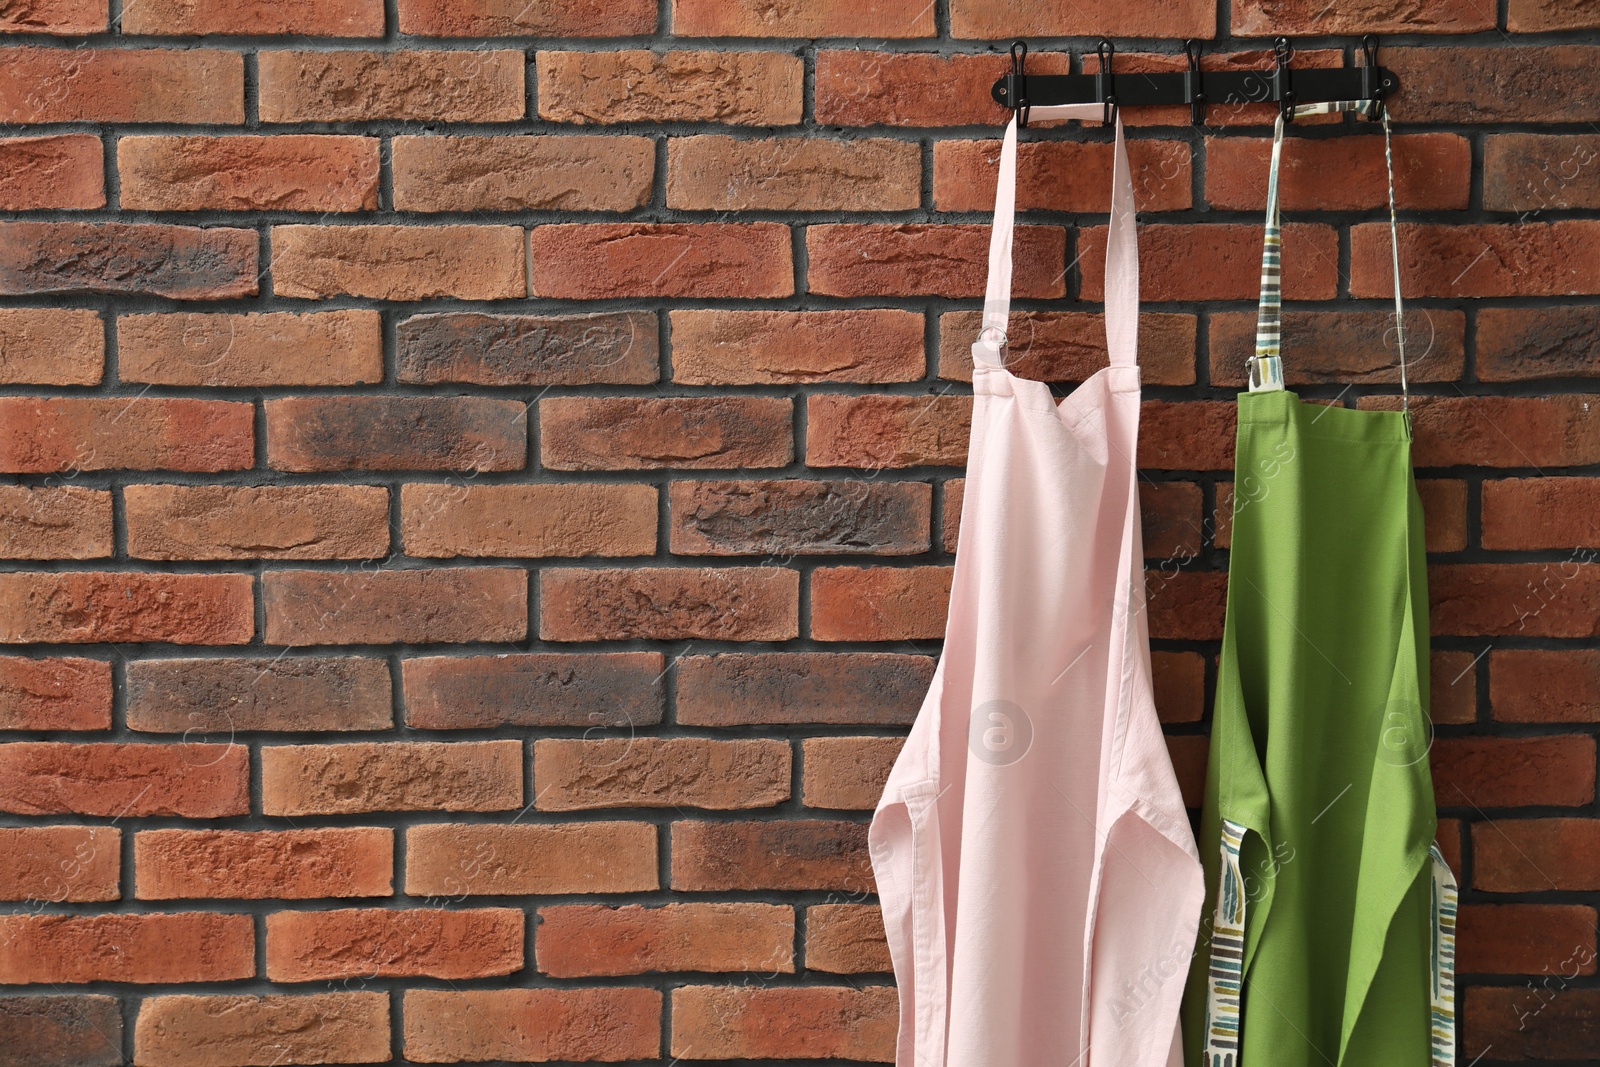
[1274,37,1296,122]
[1359,34,1385,119]
[1008,40,1030,128]
[1183,39,1207,126]
[1096,38,1117,126]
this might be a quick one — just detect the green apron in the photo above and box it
[1180,99,1459,1067]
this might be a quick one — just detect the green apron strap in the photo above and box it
[1248,99,1407,405]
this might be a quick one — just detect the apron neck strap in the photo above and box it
[974,103,1139,370]
[1250,99,1407,404]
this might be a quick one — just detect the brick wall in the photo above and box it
[1,1,1598,1064]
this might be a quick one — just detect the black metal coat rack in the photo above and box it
[994,36,1398,127]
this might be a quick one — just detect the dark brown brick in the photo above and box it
[540,396,792,470]
[1208,310,1466,387]
[262,567,528,646]
[0,222,256,299]
[1360,395,1600,469]
[125,655,392,733]
[1432,736,1596,808]
[669,479,931,556]
[1485,134,1600,212]
[1457,903,1597,976]
[540,566,798,642]
[1490,650,1600,723]
[672,819,872,892]
[1477,306,1600,380]
[0,995,121,1067]
[1474,818,1600,892]
[676,652,934,726]
[1387,46,1600,124]
[1464,986,1600,1062]
[265,396,526,472]
[403,652,664,730]
[1430,562,1600,639]
[398,311,657,386]
[1483,477,1600,550]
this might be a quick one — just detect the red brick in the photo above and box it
[1436,818,1463,881]
[676,652,934,726]
[263,567,527,645]
[1431,562,1600,638]
[811,565,951,642]
[1432,735,1596,808]
[1418,479,1469,554]
[126,484,388,561]
[1457,904,1597,975]
[672,309,922,386]
[1208,310,1466,388]
[1478,306,1600,380]
[1139,400,1236,471]
[669,479,931,556]
[1463,986,1600,1062]
[537,49,801,125]
[119,309,381,387]
[266,906,522,982]
[938,310,1197,388]
[671,985,896,1061]
[1387,46,1600,124]
[0,486,111,560]
[1485,134,1600,212]
[1490,650,1600,723]
[403,652,664,730]
[0,826,118,902]
[540,396,791,470]
[1139,482,1205,560]
[806,394,970,469]
[805,903,891,973]
[1508,0,1600,30]
[1483,478,1600,550]
[1083,223,1337,303]
[0,656,110,730]
[271,224,525,301]
[0,221,256,299]
[266,394,527,473]
[0,572,253,645]
[1432,649,1479,725]
[118,135,378,212]
[398,310,658,386]
[675,0,932,35]
[1148,570,1229,642]
[403,988,661,1062]
[1355,221,1600,298]
[134,993,390,1067]
[400,0,653,34]
[1206,132,1469,211]
[0,397,253,473]
[1359,395,1600,469]
[0,134,102,209]
[934,137,1191,213]
[668,135,920,211]
[953,0,1210,35]
[0,912,253,984]
[0,741,248,817]
[0,0,106,33]
[808,223,1063,299]
[0,47,241,123]
[540,566,798,642]
[672,819,872,892]
[394,133,651,212]
[0,307,103,385]
[135,828,392,900]
[1153,651,1206,724]
[126,655,392,733]
[1474,818,1600,892]
[536,903,793,976]
[814,49,1071,127]
[535,737,790,810]
[123,0,384,34]
[406,822,658,897]
[1168,735,1209,809]
[529,222,791,299]
[262,740,522,816]
[402,483,654,559]
[258,49,524,122]
[0,994,122,1067]
[1232,0,1489,34]
[802,736,901,810]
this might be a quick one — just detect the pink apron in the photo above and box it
[868,103,1204,1067]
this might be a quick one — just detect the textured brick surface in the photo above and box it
[134,992,390,1067]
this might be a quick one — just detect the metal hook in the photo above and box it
[1010,40,1030,128]
[1274,36,1295,123]
[1359,33,1386,119]
[1096,38,1117,125]
[1183,39,1206,127]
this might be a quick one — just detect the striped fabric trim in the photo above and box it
[1204,818,1248,1066]
[1430,842,1459,1067]
[1249,98,1405,398]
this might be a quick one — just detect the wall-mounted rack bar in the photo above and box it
[993,36,1399,127]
